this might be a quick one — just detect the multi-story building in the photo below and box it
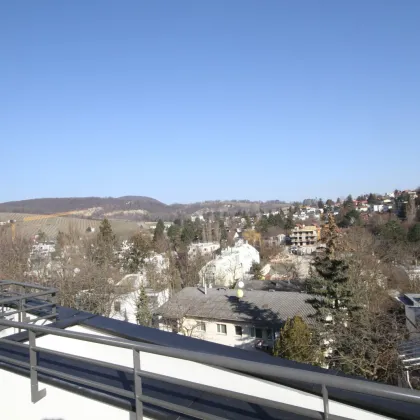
[289,225,320,247]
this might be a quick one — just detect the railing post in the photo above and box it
[51,292,57,319]
[22,298,30,322]
[29,329,47,403]
[322,384,329,420]
[133,349,143,420]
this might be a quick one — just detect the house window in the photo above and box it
[251,327,263,338]
[114,301,121,312]
[266,328,273,340]
[196,321,206,332]
[235,326,243,336]
[217,324,227,334]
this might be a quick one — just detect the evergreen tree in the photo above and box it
[244,215,252,229]
[256,215,269,233]
[344,195,354,210]
[93,218,117,266]
[284,208,295,232]
[219,220,227,241]
[181,220,196,245]
[99,218,115,242]
[153,219,165,244]
[37,230,47,242]
[273,316,320,365]
[380,220,406,242]
[408,223,420,243]
[307,214,358,326]
[193,218,203,241]
[250,262,263,279]
[167,223,182,248]
[317,199,325,209]
[135,285,152,327]
[367,193,377,205]
[123,232,152,273]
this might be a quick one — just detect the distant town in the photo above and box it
[1,187,420,389]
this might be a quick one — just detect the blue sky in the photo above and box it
[1,1,419,204]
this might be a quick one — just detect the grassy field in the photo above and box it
[0,213,142,240]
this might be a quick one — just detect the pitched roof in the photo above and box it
[155,287,315,325]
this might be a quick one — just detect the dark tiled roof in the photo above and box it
[155,287,315,325]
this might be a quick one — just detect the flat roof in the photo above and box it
[1,303,418,419]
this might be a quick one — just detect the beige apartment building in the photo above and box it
[290,225,320,247]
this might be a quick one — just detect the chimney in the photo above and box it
[202,277,207,295]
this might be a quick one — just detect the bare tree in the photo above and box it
[0,230,31,280]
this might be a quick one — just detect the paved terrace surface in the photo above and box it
[0,303,418,419]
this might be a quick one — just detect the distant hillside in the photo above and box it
[0,196,168,216]
[0,196,289,221]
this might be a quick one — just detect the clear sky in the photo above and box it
[1,1,419,204]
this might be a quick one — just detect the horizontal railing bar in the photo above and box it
[139,394,225,420]
[1,302,54,318]
[32,344,345,419]
[35,366,134,399]
[0,280,57,292]
[27,314,57,323]
[136,369,350,420]
[32,345,133,374]
[0,338,30,348]
[1,336,347,420]
[0,354,30,369]
[1,319,420,406]
[0,290,56,305]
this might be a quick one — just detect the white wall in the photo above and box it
[200,243,260,287]
[0,324,392,420]
[112,288,170,324]
[160,318,274,350]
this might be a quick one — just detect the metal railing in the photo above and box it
[0,319,420,420]
[0,281,57,325]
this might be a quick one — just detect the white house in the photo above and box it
[111,253,171,324]
[30,242,56,259]
[156,287,315,351]
[188,242,220,257]
[199,241,260,287]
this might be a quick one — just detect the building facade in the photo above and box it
[156,287,315,352]
[199,242,260,287]
[289,225,320,247]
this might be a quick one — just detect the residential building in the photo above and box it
[111,253,171,324]
[112,273,170,324]
[289,225,320,247]
[0,280,419,419]
[398,293,420,338]
[261,227,286,247]
[30,241,56,260]
[155,287,315,351]
[199,241,260,287]
[188,242,220,257]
